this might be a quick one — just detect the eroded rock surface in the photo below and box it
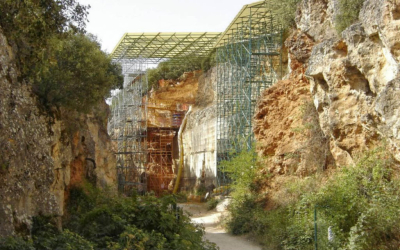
[254,30,334,178]
[0,28,116,236]
[255,0,400,175]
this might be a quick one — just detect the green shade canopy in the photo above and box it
[111,32,222,63]
[214,0,281,48]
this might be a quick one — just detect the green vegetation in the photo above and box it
[147,51,216,91]
[33,33,123,112]
[201,49,216,73]
[0,0,88,80]
[0,0,123,113]
[271,0,302,36]
[225,146,400,249]
[0,184,218,250]
[335,0,366,33]
[218,147,264,235]
[0,237,34,250]
[219,147,260,199]
[206,198,219,211]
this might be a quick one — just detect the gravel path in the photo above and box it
[179,199,262,250]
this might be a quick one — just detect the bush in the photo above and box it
[146,56,204,91]
[206,198,219,211]
[226,146,400,249]
[0,237,34,250]
[335,0,366,33]
[219,147,261,197]
[64,184,218,250]
[201,49,216,73]
[0,184,218,250]
[272,0,302,33]
[30,215,94,250]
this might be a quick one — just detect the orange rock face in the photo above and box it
[253,31,335,198]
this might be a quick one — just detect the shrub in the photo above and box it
[64,185,218,250]
[146,57,204,91]
[107,225,166,250]
[335,0,366,33]
[201,49,216,72]
[226,146,400,249]
[218,146,260,198]
[0,184,218,250]
[206,198,219,211]
[0,237,34,250]
[272,0,302,33]
[29,215,94,250]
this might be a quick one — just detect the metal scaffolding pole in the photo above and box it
[109,33,222,195]
[215,0,283,185]
[108,58,148,194]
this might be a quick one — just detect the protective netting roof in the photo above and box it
[110,1,281,62]
[214,0,281,48]
[111,32,221,63]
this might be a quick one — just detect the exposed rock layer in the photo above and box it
[182,68,218,190]
[254,0,400,176]
[0,29,116,236]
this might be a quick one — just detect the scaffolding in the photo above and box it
[215,0,283,184]
[147,128,176,196]
[109,33,220,194]
[108,0,284,192]
[108,59,148,194]
[111,32,222,64]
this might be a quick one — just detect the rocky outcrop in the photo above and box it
[0,28,116,236]
[254,31,335,177]
[255,0,400,171]
[306,0,400,164]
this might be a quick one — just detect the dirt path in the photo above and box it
[179,199,262,250]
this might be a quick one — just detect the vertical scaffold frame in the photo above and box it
[108,58,148,194]
[215,0,283,185]
[109,33,221,194]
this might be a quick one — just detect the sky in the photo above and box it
[77,0,254,53]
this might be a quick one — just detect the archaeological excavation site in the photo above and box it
[108,1,284,196]
[1,0,400,248]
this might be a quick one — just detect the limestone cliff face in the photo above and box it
[306,0,400,164]
[254,31,335,179]
[0,29,116,236]
[182,68,217,190]
[254,0,400,175]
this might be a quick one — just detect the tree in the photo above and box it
[33,33,123,112]
[0,0,89,80]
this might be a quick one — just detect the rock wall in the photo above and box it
[254,0,400,178]
[181,68,218,190]
[306,0,400,164]
[0,28,116,236]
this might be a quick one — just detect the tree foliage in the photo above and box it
[0,0,123,113]
[0,0,89,78]
[33,33,123,112]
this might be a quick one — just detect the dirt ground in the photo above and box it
[179,199,262,250]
